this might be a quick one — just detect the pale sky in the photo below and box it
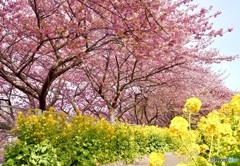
[194,0,240,92]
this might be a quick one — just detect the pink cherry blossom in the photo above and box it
[228,27,233,32]
[0,0,238,126]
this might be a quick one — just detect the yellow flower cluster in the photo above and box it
[220,94,240,115]
[196,95,240,162]
[11,94,240,166]
[171,95,240,165]
[13,107,181,165]
[169,117,189,135]
[15,109,70,142]
[148,152,165,166]
[169,116,200,165]
[183,97,202,113]
[198,110,235,139]
[198,111,221,134]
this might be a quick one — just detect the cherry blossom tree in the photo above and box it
[1,1,240,163]
[0,0,173,110]
[79,51,234,125]
[122,66,233,126]
[0,0,238,124]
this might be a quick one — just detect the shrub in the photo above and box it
[4,109,177,165]
[3,140,58,166]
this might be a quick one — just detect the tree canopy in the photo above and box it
[0,0,238,126]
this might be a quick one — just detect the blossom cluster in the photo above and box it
[182,97,202,113]
[148,152,165,166]
[167,95,240,165]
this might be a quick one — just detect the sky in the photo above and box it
[194,0,240,92]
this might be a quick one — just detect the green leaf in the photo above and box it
[57,161,63,166]
[41,146,47,153]
[16,155,23,160]
[83,150,90,156]
[29,158,37,165]
[30,152,37,159]
[39,159,49,165]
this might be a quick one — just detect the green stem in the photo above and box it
[179,135,199,166]
[217,136,220,156]
[188,112,192,131]
[208,131,214,161]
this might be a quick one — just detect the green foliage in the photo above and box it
[3,140,58,166]
[4,109,177,165]
[4,95,240,166]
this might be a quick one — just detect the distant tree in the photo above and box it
[80,51,233,125]
[122,67,233,126]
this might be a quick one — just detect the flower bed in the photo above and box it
[149,95,240,166]
[2,109,179,166]
[2,95,240,166]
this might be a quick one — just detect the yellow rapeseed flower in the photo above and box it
[169,117,189,135]
[197,110,221,134]
[17,111,23,117]
[183,97,202,113]
[199,144,209,155]
[148,152,165,166]
[67,123,72,129]
[220,94,240,115]
[27,109,32,115]
[49,106,55,112]
[219,103,230,114]
[230,94,240,103]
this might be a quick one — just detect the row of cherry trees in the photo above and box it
[0,0,238,131]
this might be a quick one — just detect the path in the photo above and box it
[101,152,189,166]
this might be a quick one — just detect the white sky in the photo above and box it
[194,0,240,92]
